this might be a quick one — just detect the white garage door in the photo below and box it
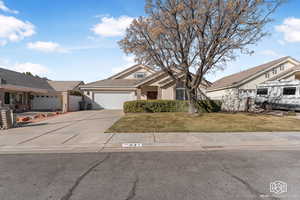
[31,95,62,111]
[94,91,135,109]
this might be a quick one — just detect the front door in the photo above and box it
[147,91,158,100]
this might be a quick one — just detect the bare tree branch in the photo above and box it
[119,0,283,112]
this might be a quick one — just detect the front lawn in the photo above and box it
[106,112,300,133]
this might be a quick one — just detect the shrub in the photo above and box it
[124,100,188,113]
[123,100,221,113]
[196,100,222,113]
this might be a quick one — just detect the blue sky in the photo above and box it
[0,0,300,83]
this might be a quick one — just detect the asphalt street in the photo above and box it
[0,150,299,200]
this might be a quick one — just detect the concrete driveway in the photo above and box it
[0,110,123,152]
[1,110,300,153]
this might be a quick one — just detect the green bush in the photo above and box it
[123,100,188,113]
[196,100,222,113]
[123,100,221,113]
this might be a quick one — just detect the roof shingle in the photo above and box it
[81,79,141,88]
[0,67,55,92]
[48,81,83,92]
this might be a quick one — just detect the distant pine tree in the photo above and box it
[23,72,51,80]
[23,72,34,76]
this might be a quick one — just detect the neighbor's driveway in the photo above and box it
[0,110,123,152]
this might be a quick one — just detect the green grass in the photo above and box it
[106,112,300,133]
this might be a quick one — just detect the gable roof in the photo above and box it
[48,81,84,92]
[82,67,211,89]
[82,64,159,89]
[107,64,156,80]
[268,65,300,81]
[80,79,141,88]
[0,67,55,93]
[208,56,299,91]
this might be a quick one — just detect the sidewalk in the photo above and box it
[1,132,300,153]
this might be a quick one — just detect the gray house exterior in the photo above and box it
[0,67,83,112]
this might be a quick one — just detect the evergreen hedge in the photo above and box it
[123,100,221,113]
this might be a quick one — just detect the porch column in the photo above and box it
[157,87,162,99]
[62,91,69,113]
[137,88,142,100]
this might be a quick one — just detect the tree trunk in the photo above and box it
[188,100,196,113]
[187,89,197,114]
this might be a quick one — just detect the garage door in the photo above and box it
[31,95,62,111]
[94,91,135,109]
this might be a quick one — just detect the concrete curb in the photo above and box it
[1,129,300,154]
[1,143,300,154]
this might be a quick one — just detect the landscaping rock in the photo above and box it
[47,113,55,117]
[21,117,31,122]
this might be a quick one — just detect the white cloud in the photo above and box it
[0,15,35,45]
[112,55,136,74]
[259,50,282,57]
[0,0,18,14]
[0,59,50,77]
[27,41,68,53]
[13,62,50,76]
[276,17,300,43]
[91,16,134,37]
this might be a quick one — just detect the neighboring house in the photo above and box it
[0,67,84,112]
[80,64,210,109]
[47,81,84,112]
[207,56,300,100]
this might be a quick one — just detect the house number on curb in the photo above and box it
[122,143,143,148]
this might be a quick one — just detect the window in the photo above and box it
[176,82,188,100]
[16,94,23,104]
[87,91,90,95]
[4,92,10,104]
[134,72,146,79]
[280,64,285,71]
[272,68,277,75]
[257,88,268,95]
[176,88,186,100]
[265,73,270,78]
[283,87,296,95]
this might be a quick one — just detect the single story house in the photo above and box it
[80,64,210,109]
[206,56,300,100]
[0,67,84,112]
[46,81,84,112]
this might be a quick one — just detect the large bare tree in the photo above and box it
[119,0,283,112]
